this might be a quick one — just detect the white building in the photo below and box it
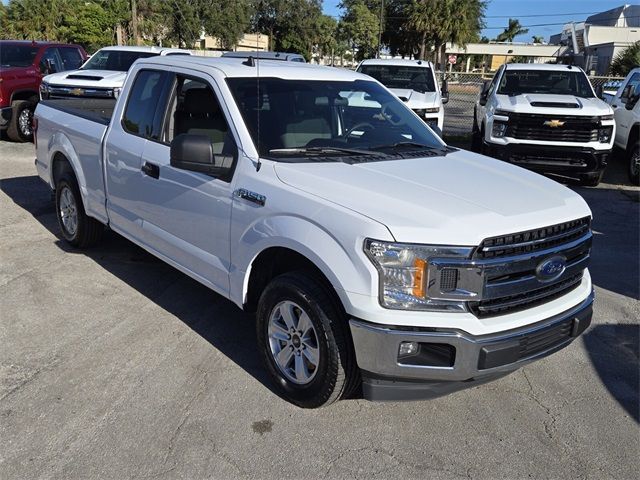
[549,4,640,75]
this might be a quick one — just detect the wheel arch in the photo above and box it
[10,89,39,104]
[627,122,639,150]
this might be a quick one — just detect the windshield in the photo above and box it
[0,45,38,68]
[226,78,443,159]
[497,70,594,97]
[82,50,158,71]
[358,65,436,93]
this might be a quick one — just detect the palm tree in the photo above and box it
[532,35,544,44]
[496,18,529,42]
[609,41,640,76]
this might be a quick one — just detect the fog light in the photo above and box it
[492,122,507,138]
[399,341,419,356]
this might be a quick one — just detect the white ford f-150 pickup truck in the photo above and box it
[473,63,615,186]
[34,56,594,408]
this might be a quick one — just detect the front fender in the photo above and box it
[230,214,387,314]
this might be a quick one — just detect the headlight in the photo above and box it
[599,114,614,121]
[492,121,508,138]
[424,107,440,113]
[113,87,122,98]
[39,82,50,100]
[598,126,613,143]
[494,109,511,118]
[364,239,473,311]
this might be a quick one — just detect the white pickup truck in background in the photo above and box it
[39,46,191,100]
[34,56,594,407]
[609,67,640,185]
[356,58,447,131]
[473,64,615,186]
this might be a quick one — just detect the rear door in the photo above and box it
[104,69,172,241]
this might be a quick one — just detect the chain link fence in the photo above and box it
[440,72,624,137]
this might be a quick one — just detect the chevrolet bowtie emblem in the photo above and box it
[543,119,565,128]
[70,88,84,96]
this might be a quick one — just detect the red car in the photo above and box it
[0,40,87,142]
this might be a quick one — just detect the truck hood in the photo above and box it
[391,88,439,109]
[495,93,613,116]
[274,149,591,245]
[44,69,126,88]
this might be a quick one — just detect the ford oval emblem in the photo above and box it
[536,255,566,282]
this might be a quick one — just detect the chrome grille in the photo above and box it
[476,217,591,259]
[469,273,584,318]
[426,218,592,318]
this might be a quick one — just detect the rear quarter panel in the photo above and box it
[35,103,109,223]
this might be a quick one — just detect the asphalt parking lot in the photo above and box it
[1,139,638,479]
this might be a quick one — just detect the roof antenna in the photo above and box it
[255,34,262,172]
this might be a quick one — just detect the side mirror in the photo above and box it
[594,84,603,99]
[479,80,490,106]
[626,84,640,110]
[441,79,449,104]
[170,134,231,177]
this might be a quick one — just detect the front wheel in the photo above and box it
[628,141,639,186]
[7,100,35,142]
[256,271,359,408]
[55,172,104,248]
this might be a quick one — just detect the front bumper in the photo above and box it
[350,291,593,401]
[486,142,610,176]
[0,106,12,130]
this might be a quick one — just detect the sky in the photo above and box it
[322,0,634,42]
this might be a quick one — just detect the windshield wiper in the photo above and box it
[268,147,379,156]
[369,141,445,152]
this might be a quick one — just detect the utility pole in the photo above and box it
[377,0,384,58]
[131,0,140,46]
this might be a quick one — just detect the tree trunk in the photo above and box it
[419,32,427,61]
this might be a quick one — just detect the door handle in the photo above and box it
[141,162,160,179]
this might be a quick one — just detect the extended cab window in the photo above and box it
[122,70,169,139]
[164,76,232,159]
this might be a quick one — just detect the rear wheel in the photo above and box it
[7,100,35,142]
[628,141,640,186]
[256,271,359,408]
[55,171,104,248]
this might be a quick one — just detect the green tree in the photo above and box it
[495,18,528,42]
[609,41,640,76]
[4,0,67,41]
[340,0,379,60]
[532,35,544,44]
[201,0,251,49]
[57,0,118,51]
[160,0,202,48]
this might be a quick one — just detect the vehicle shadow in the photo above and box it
[0,174,282,398]
[582,325,639,422]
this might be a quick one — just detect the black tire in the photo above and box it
[7,100,35,142]
[628,141,640,186]
[578,171,604,187]
[471,112,482,153]
[55,171,104,248]
[256,271,359,408]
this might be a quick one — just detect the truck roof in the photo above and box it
[359,58,434,68]
[0,40,82,48]
[504,63,586,72]
[96,46,191,55]
[137,55,372,81]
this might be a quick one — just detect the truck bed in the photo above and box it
[40,98,116,125]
